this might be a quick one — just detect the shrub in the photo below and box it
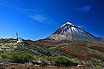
[45,56,78,66]
[85,62,95,66]
[0,52,36,63]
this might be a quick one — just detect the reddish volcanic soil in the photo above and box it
[0,63,94,69]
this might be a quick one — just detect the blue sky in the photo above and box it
[0,0,104,40]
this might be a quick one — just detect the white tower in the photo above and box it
[13,32,18,39]
[17,37,23,43]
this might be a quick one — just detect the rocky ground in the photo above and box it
[0,63,95,69]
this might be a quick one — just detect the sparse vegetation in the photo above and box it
[0,39,104,68]
[44,56,78,66]
[0,52,36,63]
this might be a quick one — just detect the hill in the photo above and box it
[0,38,104,68]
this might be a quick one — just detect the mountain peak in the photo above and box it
[61,22,73,27]
[66,22,73,25]
[46,22,104,43]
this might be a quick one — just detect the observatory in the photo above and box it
[13,32,18,39]
[17,37,23,43]
[13,32,23,43]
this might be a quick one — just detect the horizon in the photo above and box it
[0,0,104,40]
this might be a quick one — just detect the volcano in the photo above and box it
[46,22,104,43]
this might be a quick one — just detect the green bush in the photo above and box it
[85,62,94,66]
[0,52,36,63]
[45,56,78,66]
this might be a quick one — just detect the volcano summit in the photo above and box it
[46,22,104,43]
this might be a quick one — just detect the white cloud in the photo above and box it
[29,14,47,22]
[19,8,57,24]
[0,0,56,24]
[75,5,92,12]
[78,25,84,28]
[28,14,57,24]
